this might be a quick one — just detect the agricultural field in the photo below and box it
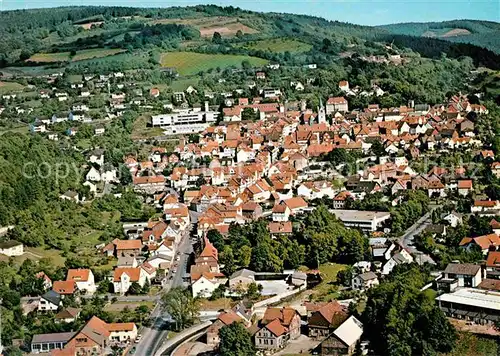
[0,81,25,94]
[240,38,313,53]
[27,48,125,63]
[160,52,268,76]
[151,16,258,37]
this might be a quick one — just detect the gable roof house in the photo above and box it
[459,233,500,255]
[207,311,247,347]
[437,263,482,292]
[255,307,301,350]
[307,301,348,339]
[319,316,364,356]
[38,290,62,312]
[485,251,500,279]
[112,268,148,294]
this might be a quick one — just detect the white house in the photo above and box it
[108,323,138,343]
[66,269,97,294]
[113,268,147,294]
[382,249,414,275]
[443,212,463,228]
[351,272,379,291]
[86,167,101,182]
[38,291,61,312]
[192,275,224,298]
[441,263,482,288]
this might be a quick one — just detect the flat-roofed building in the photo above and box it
[31,332,75,353]
[436,288,500,325]
[329,209,390,232]
[151,107,218,135]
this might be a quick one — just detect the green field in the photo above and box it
[0,81,25,94]
[240,38,313,53]
[160,52,268,76]
[28,48,125,63]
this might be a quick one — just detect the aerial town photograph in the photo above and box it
[0,0,498,355]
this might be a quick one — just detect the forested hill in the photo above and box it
[0,5,499,70]
[379,20,500,54]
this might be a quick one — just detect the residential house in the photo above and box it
[38,290,61,312]
[54,308,81,323]
[229,269,256,292]
[272,204,291,222]
[307,301,348,339]
[207,311,247,347]
[457,180,473,196]
[326,97,348,114]
[443,212,463,227]
[319,316,363,356]
[113,268,148,294]
[52,280,77,296]
[268,221,293,238]
[382,249,414,275]
[31,332,75,354]
[255,307,301,350]
[485,251,500,279]
[460,233,500,254]
[351,272,379,291]
[66,269,97,295]
[437,263,482,291]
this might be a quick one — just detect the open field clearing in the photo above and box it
[160,51,267,75]
[240,38,313,53]
[151,16,258,37]
[0,81,25,94]
[27,48,125,63]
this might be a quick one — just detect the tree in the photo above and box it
[219,322,256,356]
[212,31,222,44]
[245,282,262,300]
[362,265,457,356]
[241,107,257,121]
[161,287,199,330]
[127,282,142,295]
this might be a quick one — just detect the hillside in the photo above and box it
[0,5,499,74]
[379,20,500,54]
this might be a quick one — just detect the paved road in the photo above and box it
[398,211,436,265]
[131,228,193,356]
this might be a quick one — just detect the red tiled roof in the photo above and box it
[53,280,77,295]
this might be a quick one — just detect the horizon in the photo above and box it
[0,0,498,26]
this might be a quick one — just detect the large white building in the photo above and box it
[436,288,500,325]
[151,105,218,136]
[329,209,390,232]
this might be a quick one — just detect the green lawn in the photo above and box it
[0,81,25,94]
[28,48,125,63]
[300,263,347,301]
[240,38,313,53]
[160,52,268,76]
[168,78,200,92]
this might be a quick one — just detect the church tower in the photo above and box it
[318,97,326,124]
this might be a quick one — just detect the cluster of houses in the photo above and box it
[30,316,137,355]
[206,301,364,355]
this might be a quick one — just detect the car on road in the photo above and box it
[130,347,136,354]
[135,335,142,343]
[175,255,180,261]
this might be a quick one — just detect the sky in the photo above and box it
[0,0,498,26]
